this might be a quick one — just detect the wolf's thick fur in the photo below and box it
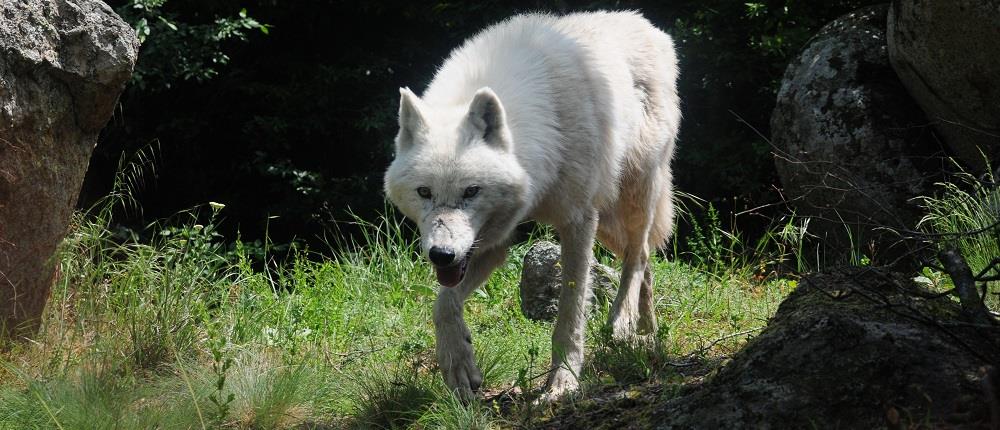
[384,11,680,400]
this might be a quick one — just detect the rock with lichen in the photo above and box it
[887,0,1000,173]
[519,241,618,321]
[0,0,138,338]
[542,268,1000,429]
[770,4,939,263]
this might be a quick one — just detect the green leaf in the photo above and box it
[157,16,178,31]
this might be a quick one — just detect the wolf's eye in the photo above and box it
[463,185,480,199]
[417,187,432,199]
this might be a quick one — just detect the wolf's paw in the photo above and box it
[637,307,658,336]
[437,334,482,401]
[608,309,639,340]
[537,367,579,404]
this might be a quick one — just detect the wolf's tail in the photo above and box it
[648,177,676,251]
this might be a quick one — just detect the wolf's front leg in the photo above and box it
[544,212,598,401]
[433,246,507,401]
[434,292,479,400]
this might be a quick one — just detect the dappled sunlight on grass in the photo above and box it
[0,208,797,428]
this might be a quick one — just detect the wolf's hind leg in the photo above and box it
[638,175,675,334]
[435,246,507,401]
[637,264,657,334]
[608,168,668,339]
[607,207,654,338]
[608,236,651,339]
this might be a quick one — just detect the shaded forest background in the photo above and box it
[83,0,884,250]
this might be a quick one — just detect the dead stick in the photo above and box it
[938,248,994,325]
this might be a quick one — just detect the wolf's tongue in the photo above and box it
[435,265,462,288]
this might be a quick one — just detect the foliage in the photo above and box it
[917,161,1000,309]
[685,203,728,273]
[115,0,269,90]
[0,201,793,428]
[84,0,884,251]
[681,200,817,277]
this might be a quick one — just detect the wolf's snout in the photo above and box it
[429,246,457,266]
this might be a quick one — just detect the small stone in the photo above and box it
[518,240,619,322]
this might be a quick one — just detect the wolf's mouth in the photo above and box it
[433,250,472,288]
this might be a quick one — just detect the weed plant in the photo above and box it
[917,161,1000,310]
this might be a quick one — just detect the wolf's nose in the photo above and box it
[429,246,456,266]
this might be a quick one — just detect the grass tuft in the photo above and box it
[917,160,1000,309]
[348,365,438,429]
[0,198,798,428]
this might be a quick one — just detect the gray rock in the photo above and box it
[545,268,999,428]
[0,1,138,338]
[770,5,939,262]
[888,0,1000,172]
[650,269,998,428]
[519,241,619,322]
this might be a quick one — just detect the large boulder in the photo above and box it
[0,1,138,338]
[650,269,998,428]
[888,0,1000,172]
[519,241,618,322]
[542,268,1000,429]
[771,5,939,263]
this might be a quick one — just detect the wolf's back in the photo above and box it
[420,11,680,217]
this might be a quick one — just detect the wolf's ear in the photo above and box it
[467,87,510,151]
[397,87,426,151]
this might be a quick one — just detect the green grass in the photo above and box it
[0,203,795,429]
[917,162,1000,310]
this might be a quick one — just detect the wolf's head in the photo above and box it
[384,87,528,288]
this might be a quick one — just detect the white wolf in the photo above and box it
[384,11,680,400]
